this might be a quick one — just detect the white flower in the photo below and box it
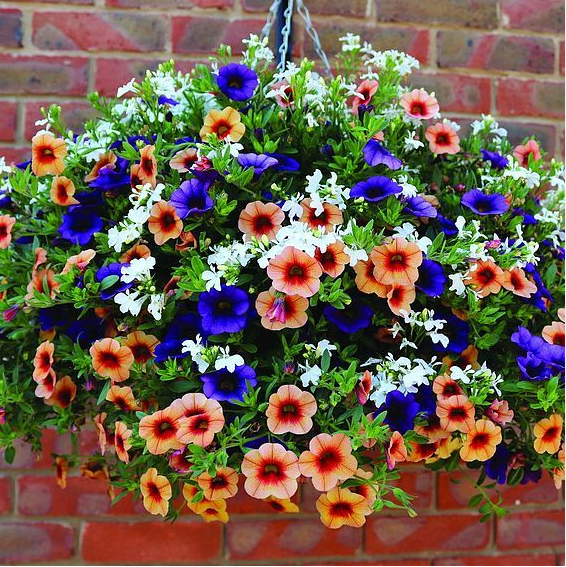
[281,196,304,221]
[339,33,361,52]
[121,256,156,283]
[369,379,396,408]
[343,245,368,267]
[448,273,467,296]
[314,340,337,357]
[450,366,472,384]
[202,268,223,291]
[215,352,245,373]
[300,364,322,388]
[147,293,165,321]
[182,335,209,373]
[114,290,146,316]
[404,131,424,151]
[117,78,137,98]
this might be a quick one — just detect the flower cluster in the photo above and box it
[0,34,563,528]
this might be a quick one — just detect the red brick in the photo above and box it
[366,514,490,554]
[560,41,565,75]
[0,477,11,514]
[437,31,555,74]
[307,560,429,566]
[496,78,564,119]
[0,522,74,564]
[501,0,564,34]
[376,0,498,29]
[0,147,30,165]
[33,12,168,52]
[107,0,232,6]
[82,521,222,563]
[243,0,367,16]
[497,509,565,549]
[3,0,93,3]
[0,55,88,96]
[227,519,362,560]
[227,477,299,514]
[24,100,98,140]
[0,9,22,48]
[95,58,163,97]
[433,553,556,565]
[500,121,556,156]
[0,102,17,143]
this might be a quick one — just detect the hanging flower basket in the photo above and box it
[0,33,564,528]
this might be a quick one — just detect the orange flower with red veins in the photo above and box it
[31,132,67,176]
[353,258,388,295]
[0,215,16,249]
[371,237,423,287]
[139,407,184,455]
[316,487,370,529]
[238,201,285,241]
[425,122,460,155]
[534,414,563,455]
[61,249,96,274]
[542,321,565,346]
[460,419,502,462]
[169,148,199,173]
[93,413,108,455]
[267,246,322,298]
[50,176,78,206]
[119,243,151,263]
[443,345,480,372]
[385,431,408,470]
[122,330,159,364]
[266,384,317,435]
[436,394,476,433]
[25,269,59,302]
[406,439,440,462]
[415,415,450,442]
[148,200,183,245]
[106,385,139,411]
[264,496,300,514]
[197,467,239,500]
[114,422,132,464]
[34,369,56,399]
[298,433,358,492]
[200,107,245,142]
[464,259,504,297]
[176,396,225,448]
[386,284,416,316]
[44,375,76,408]
[241,442,300,500]
[255,287,309,330]
[183,483,229,523]
[90,338,134,382]
[140,468,172,517]
[433,374,464,400]
[352,79,379,114]
[513,140,541,167]
[484,399,514,426]
[300,198,343,231]
[33,340,55,382]
[502,268,537,298]
[400,88,440,120]
[55,456,68,489]
[137,145,158,187]
[84,151,117,183]
[349,468,378,507]
[314,241,350,278]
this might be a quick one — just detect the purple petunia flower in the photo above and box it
[198,284,250,335]
[379,390,420,434]
[323,300,373,333]
[481,149,508,170]
[89,156,131,194]
[237,153,279,176]
[416,258,446,297]
[485,444,510,484]
[436,212,458,236]
[350,176,403,202]
[154,313,203,363]
[461,189,509,216]
[58,206,103,246]
[201,364,257,403]
[403,196,437,218]
[433,312,469,354]
[96,262,133,301]
[216,63,259,101]
[169,178,213,219]
[265,152,300,172]
[158,95,179,106]
[363,139,403,170]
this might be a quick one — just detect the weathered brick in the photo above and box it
[24,100,98,140]
[0,147,30,165]
[243,0,367,16]
[0,102,17,143]
[82,521,222,563]
[375,0,498,29]
[0,522,75,564]
[496,509,565,549]
[33,12,168,52]
[437,31,555,75]
[3,0,93,3]
[227,519,362,560]
[0,477,11,514]
[500,121,556,155]
[108,0,232,6]
[0,55,88,96]
[0,9,22,48]
[560,41,565,75]
[95,58,162,96]
[432,553,556,565]
[501,0,564,34]
[496,78,564,119]
[366,514,490,554]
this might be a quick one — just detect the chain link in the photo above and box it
[295,0,333,76]
[259,0,282,42]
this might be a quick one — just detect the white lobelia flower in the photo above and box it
[147,293,165,321]
[215,349,245,373]
[121,256,156,283]
[299,363,323,388]
[448,273,467,296]
[114,290,146,316]
[202,268,223,291]
[182,335,210,373]
[117,78,137,98]
[281,196,304,221]
[450,365,472,384]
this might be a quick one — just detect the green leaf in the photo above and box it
[96,380,111,405]
[100,275,119,290]
[3,445,15,465]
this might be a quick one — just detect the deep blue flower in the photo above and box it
[66,314,106,346]
[158,95,179,106]
[169,178,213,219]
[96,262,133,300]
[323,300,373,333]
[523,263,553,311]
[416,259,446,297]
[174,136,198,146]
[517,351,554,381]
[511,207,537,225]
[461,189,509,216]
[485,444,510,484]
[511,326,546,353]
[58,206,103,246]
[403,196,437,218]
[433,312,469,354]
[363,139,403,170]
[350,176,402,202]
[520,466,542,485]
[380,390,420,434]
[38,306,75,331]
[237,153,279,176]
[481,149,509,170]
[436,212,458,236]
[198,284,250,335]
[154,313,203,363]
[201,364,257,403]
[216,63,258,101]
[74,188,105,207]
[414,384,436,416]
[265,152,300,172]
[17,159,32,171]
[89,156,131,194]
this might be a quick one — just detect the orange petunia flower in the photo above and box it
[241,442,300,500]
[316,487,370,529]
[61,249,96,274]
[267,246,323,298]
[139,407,184,455]
[314,241,350,278]
[169,148,199,173]
[266,384,317,435]
[106,385,139,411]
[182,483,229,523]
[197,466,239,500]
[0,215,16,249]
[443,344,480,372]
[31,132,67,177]
[386,284,416,316]
[50,176,78,206]
[298,433,358,492]
[114,421,133,464]
[502,267,537,298]
[415,415,451,443]
[553,444,565,489]
[435,435,463,459]
[464,260,504,297]
[119,243,151,263]
[176,230,198,253]
[255,287,309,330]
[44,375,76,408]
[355,370,372,405]
[353,258,388,295]
[34,369,56,399]
[425,122,460,155]
[33,340,55,382]
[300,199,343,232]
[400,88,440,120]
[93,413,108,455]
[55,456,68,489]
[89,338,134,382]
[385,431,408,469]
[148,200,183,245]
[140,467,172,517]
[175,395,225,448]
[484,399,514,426]
[25,269,59,302]
[122,330,159,364]
[238,201,285,241]
[406,439,440,462]
[32,247,48,275]
[84,151,117,183]
[460,419,502,462]
[513,140,541,167]
[433,374,464,400]
[533,414,563,455]
[542,321,565,346]
[200,107,245,142]
[264,496,300,513]
[349,468,378,508]
[370,237,423,287]
[436,394,476,433]
[137,145,158,187]
[352,79,379,114]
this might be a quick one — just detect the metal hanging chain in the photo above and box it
[277,0,295,72]
[295,0,333,76]
[259,0,282,42]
